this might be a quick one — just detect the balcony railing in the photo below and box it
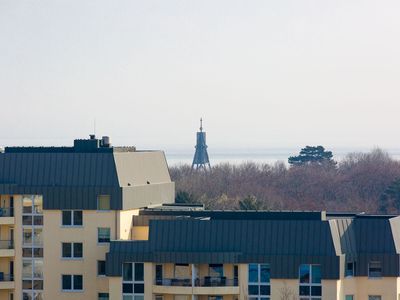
[0,273,13,282]
[0,240,13,250]
[156,277,238,287]
[156,278,192,286]
[196,277,237,287]
[0,208,13,217]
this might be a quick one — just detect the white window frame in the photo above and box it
[61,242,83,259]
[299,264,322,300]
[248,263,270,300]
[122,262,145,299]
[61,274,83,292]
[61,210,83,227]
[22,195,44,300]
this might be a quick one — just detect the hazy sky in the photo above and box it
[1,0,400,151]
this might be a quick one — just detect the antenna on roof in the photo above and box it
[200,118,203,132]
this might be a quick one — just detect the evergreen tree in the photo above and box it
[380,178,400,212]
[288,146,336,166]
[239,195,262,210]
[175,190,195,204]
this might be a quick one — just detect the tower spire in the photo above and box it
[191,118,211,171]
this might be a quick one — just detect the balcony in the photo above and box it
[0,208,14,225]
[0,273,14,290]
[0,240,14,257]
[153,277,239,295]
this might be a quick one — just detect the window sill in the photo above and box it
[61,258,83,261]
[61,290,84,293]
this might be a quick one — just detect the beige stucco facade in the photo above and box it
[2,193,400,300]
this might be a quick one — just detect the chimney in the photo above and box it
[101,136,111,147]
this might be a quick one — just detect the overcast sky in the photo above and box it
[1,0,400,151]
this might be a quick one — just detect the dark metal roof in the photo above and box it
[106,218,340,279]
[331,217,399,276]
[139,209,326,220]
[0,138,172,210]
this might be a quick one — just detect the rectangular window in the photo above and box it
[98,293,109,300]
[368,297,381,300]
[97,195,111,210]
[98,261,106,276]
[155,265,163,285]
[345,296,354,300]
[62,211,83,226]
[369,261,382,278]
[98,228,111,243]
[174,264,190,279]
[73,211,83,226]
[123,263,145,299]
[62,274,83,291]
[248,264,270,300]
[62,243,83,258]
[299,264,321,300]
[345,262,355,277]
[22,195,44,300]
[209,264,224,277]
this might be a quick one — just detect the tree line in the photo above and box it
[170,147,400,213]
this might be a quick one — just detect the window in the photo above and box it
[98,293,109,300]
[155,296,163,300]
[155,265,163,285]
[62,275,83,291]
[368,297,381,300]
[299,264,321,300]
[346,296,354,300]
[209,264,223,277]
[62,243,83,259]
[345,262,355,277]
[174,264,190,279]
[97,195,111,210]
[369,261,382,278]
[98,228,111,243]
[248,264,270,300]
[98,261,106,276]
[62,210,83,226]
[209,297,222,300]
[123,263,144,300]
[22,195,44,300]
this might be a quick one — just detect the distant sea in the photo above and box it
[165,148,400,166]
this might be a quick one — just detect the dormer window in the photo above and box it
[345,262,355,277]
[368,261,382,278]
[97,195,111,211]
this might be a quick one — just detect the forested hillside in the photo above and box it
[170,149,400,213]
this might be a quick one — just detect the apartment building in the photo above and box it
[1,136,400,300]
[106,209,400,300]
[0,136,175,300]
